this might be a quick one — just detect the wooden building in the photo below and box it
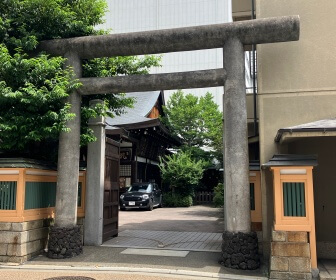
[106,91,180,190]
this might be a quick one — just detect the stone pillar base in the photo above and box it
[0,219,50,263]
[220,231,260,270]
[48,226,82,259]
[270,230,312,279]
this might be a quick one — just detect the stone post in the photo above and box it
[221,38,259,270]
[84,99,106,246]
[48,51,83,259]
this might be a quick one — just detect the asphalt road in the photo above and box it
[0,269,217,280]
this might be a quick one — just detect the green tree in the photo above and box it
[0,0,160,155]
[213,183,224,207]
[162,90,223,164]
[159,151,205,197]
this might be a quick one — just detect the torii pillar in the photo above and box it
[38,16,300,269]
[221,38,258,269]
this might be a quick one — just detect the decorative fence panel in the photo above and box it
[25,182,56,210]
[0,181,17,210]
[0,168,86,222]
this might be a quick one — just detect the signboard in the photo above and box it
[120,148,132,162]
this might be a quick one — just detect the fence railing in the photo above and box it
[195,191,214,205]
[0,168,86,222]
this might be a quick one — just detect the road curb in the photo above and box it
[0,263,268,280]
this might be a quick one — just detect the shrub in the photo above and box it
[213,183,224,207]
[159,151,205,196]
[163,193,193,207]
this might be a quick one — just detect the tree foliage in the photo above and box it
[213,183,224,208]
[0,46,78,150]
[159,151,205,196]
[0,0,107,53]
[161,90,223,164]
[0,0,160,155]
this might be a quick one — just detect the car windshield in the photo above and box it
[128,184,152,193]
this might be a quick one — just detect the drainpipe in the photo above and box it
[252,0,257,137]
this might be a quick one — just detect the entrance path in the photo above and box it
[119,205,224,232]
[103,205,223,252]
[103,230,222,252]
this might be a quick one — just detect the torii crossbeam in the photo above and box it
[39,16,299,269]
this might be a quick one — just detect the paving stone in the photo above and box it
[28,227,49,242]
[7,240,43,257]
[11,220,44,232]
[272,231,287,242]
[270,256,289,271]
[270,271,312,279]
[121,248,189,257]
[271,242,310,258]
[287,232,308,243]
[0,255,28,263]
[0,231,28,244]
[0,222,12,231]
[103,230,222,252]
[289,257,311,273]
[0,243,8,255]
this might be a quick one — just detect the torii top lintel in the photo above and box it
[38,16,300,59]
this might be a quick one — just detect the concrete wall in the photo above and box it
[256,0,336,255]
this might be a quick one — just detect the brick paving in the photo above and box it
[102,230,222,252]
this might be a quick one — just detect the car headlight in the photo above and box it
[142,194,149,199]
[120,194,124,199]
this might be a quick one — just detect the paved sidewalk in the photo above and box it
[0,206,268,279]
[8,246,268,280]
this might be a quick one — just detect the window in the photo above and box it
[283,182,306,217]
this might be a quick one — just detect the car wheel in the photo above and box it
[147,200,154,211]
[158,196,163,208]
[120,207,126,211]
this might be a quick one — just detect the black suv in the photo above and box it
[119,182,162,211]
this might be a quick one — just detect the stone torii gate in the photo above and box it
[39,16,299,268]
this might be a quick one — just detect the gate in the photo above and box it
[103,138,120,242]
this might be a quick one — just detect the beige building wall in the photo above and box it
[256,0,336,255]
[232,0,253,20]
